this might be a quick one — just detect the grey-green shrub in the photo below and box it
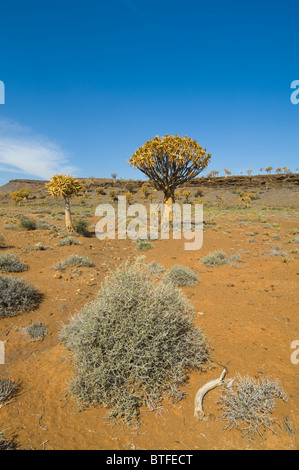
[60,260,209,426]
[54,254,94,270]
[0,276,41,318]
[0,378,18,403]
[24,322,47,340]
[0,253,27,273]
[4,225,18,231]
[218,375,288,440]
[201,251,240,267]
[58,237,81,246]
[162,265,199,287]
[146,261,165,278]
[201,251,228,267]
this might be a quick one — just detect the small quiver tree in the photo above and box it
[9,189,30,206]
[46,175,84,233]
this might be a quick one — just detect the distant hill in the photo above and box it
[0,174,298,196]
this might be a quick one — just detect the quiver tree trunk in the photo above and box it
[162,188,175,222]
[64,196,74,232]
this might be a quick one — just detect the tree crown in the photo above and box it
[46,175,84,199]
[129,135,211,192]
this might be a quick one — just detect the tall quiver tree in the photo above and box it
[46,175,84,232]
[129,135,211,208]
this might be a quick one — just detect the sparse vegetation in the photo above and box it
[54,254,94,270]
[0,253,28,273]
[218,375,288,440]
[73,219,90,236]
[0,276,41,318]
[201,250,228,267]
[146,261,165,277]
[134,239,153,251]
[23,322,47,340]
[60,260,209,426]
[0,378,18,404]
[58,236,81,246]
[162,265,199,287]
[20,218,36,231]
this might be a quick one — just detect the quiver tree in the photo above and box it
[9,189,30,205]
[46,175,84,232]
[129,135,211,208]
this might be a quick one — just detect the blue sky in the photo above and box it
[0,0,298,184]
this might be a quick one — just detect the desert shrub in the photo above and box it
[201,251,228,267]
[33,242,46,251]
[0,234,4,246]
[134,239,153,251]
[24,322,47,340]
[218,375,288,440]
[294,238,299,244]
[0,253,28,273]
[0,276,41,318]
[0,379,18,404]
[58,237,81,246]
[60,260,209,426]
[36,220,53,230]
[0,433,17,450]
[182,190,192,203]
[229,253,241,264]
[20,218,36,231]
[162,265,199,287]
[73,219,90,236]
[4,225,18,231]
[108,189,117,202]
[96,186,105,195]
[55,255,94,270]
[146,261,165,277]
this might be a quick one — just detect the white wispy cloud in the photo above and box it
[0,118,77,179]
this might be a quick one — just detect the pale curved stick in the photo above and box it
[194,369,226,420]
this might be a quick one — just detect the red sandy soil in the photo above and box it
[0,208,298,450]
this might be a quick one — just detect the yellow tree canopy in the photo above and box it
[129,135,211,198]
[10,188,30,203]
[46,175,84,199]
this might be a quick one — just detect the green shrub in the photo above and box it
[60,260,209,426]
[134,239,153,251]
[162,265,199,287]
[0,253,28,273]
[0,276,41,318]
[73,219,90,237]
[20,218,36,230]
